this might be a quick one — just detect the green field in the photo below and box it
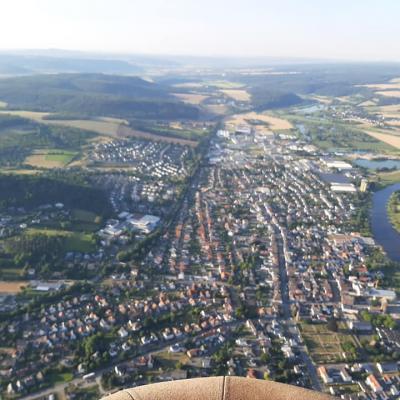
[26,228,96,253]
[25,149,78,168]
[47,371,74,384]
[375,170,400,187]
[45,150,78,163]
[70,209,102,232]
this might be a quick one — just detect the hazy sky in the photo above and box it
[0,0,399,61]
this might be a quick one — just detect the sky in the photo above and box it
[0,0,399,61]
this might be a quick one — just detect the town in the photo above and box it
[1,118,399,400]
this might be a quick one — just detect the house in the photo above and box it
[376,362,398,374]
[347,321,373,333]
[366,374,383,393]
[318,366,333,384]
[340,367,352,383]
[118,327,129,338]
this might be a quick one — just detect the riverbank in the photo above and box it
[371,182,400,262]
[387,190,400,233]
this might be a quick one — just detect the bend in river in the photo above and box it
[371,182,400,262]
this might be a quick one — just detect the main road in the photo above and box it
[273,225,323,392]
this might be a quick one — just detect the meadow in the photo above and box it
[25,228,96,253]
[25,149,78,168]
[173,93,209,105]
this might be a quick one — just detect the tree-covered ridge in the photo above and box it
[0,174,111,216]
[0,73,200,120]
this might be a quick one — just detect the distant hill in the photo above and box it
[0,54,142,75]
[0,73,199,120]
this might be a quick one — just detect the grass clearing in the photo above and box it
[25,149,78,168]
[173,80,245,89]
[204,103,231,116]
[221,89,251,102]
[173,93,209,105]
[0,168,41,175]
[70,209,101,232]
[26,228,96,253]
[47,371,74,384]
[359,100,377,107]
[205,80,245,89]
[376,170,400,186]
[309,95,333,105]
[0,110,50,120]
[0,281,28,293]
[172,82,204,89]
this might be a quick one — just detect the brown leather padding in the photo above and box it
[101,376,334,400]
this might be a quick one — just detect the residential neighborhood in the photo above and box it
[1,121,399,400]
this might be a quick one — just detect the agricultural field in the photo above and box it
[25,149,78,168]
[173,93,209,105]
[366,104,400,119]
[364,130,400,149]
[299,322,359,364]
[226,111,293,131]
[376,90,400,98]
[0,108,203,146]
[221,89,251,102]
[361,82,400,90]
[172,82,204,89]
[205,80,245,89]
[0,110,122,136]
[359,78,400,98]
[173,80,244,90]
[117,124,199,146]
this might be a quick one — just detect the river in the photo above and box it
[371,183,400,261]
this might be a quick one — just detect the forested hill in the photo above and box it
[0,73,199,120]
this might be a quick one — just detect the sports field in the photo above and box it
[0,281,28,294]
